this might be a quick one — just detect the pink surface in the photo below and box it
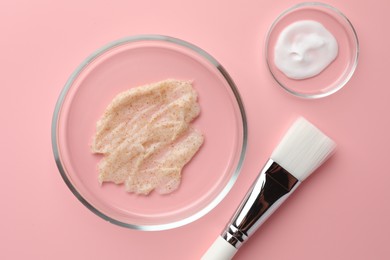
[1,0,390,259]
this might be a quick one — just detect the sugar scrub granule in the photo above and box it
[91,79,204,195]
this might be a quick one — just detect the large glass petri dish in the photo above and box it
[52,35,247,231]
[266,2,359,98]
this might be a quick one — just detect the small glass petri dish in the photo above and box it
[52,35,247,231]
[265,2,359,98]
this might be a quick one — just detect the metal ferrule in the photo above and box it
[221,159,301,249]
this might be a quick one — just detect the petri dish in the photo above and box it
[51,35,247,231]
[265,2,359,99]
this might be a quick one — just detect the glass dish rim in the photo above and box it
[265,2,360,99]
[51,34,248,231]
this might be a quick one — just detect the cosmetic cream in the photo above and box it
[274,20,338,80]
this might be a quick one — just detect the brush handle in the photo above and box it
[201,160,301,259]
[201,236,237,260]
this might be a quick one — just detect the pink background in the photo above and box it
[1,0,390,259]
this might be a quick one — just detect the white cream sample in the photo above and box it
[274,20,338,79]
[91,79,204,195]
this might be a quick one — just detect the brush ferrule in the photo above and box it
[221,159,301,249]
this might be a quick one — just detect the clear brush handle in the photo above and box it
[201,236,238,260]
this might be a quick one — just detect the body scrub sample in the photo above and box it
[274,20,338,79]
[91,79,204,195]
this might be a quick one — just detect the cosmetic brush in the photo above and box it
[202,117,336,260]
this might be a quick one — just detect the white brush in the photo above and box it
[202,117,336,260]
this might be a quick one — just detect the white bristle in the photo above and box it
[270,117,336,181]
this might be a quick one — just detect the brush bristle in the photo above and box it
[270,117,336,181]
